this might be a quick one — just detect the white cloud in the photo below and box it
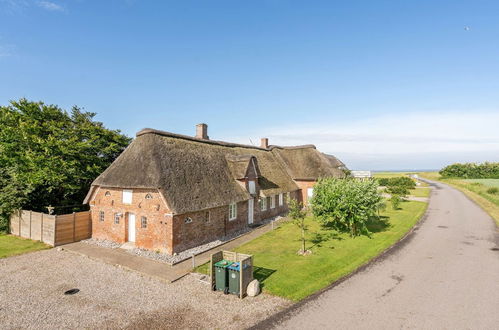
[36,1,64,11]
[228,111,499,171]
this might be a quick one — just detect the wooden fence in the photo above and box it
[10,210,91,246]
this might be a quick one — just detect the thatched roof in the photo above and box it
[272,146,346,180]
[87,129,295,214]
[323,153,348,170]
[86,128,346,214]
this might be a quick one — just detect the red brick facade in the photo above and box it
[89,186,302,255]
[294,180,318,205]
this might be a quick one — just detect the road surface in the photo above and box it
[266,180,499,329]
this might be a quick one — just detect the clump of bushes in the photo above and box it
[311,178,384,237]
[440,162,499,179]
[487,187,499,195]
[377,177,416,197]
[390,194,402,210]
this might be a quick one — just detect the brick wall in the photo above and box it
[90,187,172,253]
[294,180,318,205]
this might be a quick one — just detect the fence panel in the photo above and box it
[10,210,90,246]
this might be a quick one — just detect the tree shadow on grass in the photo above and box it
[308,231,343,249]
[366,216,391,233]
[253,266,276,289]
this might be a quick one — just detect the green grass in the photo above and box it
[195,200,427,301]
[419,172,499,226]
[462,179,499,188]
[0,234,50,258]
[373,172,417,178]
[410,187,430,198]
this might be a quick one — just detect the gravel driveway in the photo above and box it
[0,249,290,329]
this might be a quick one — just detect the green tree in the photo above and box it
[0,99,131,231]
[311,178,383,237]
[288,199,308,254]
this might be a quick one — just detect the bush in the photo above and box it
[311,178,383,237]
[378,176,415,197]
[487,187,499,195]
[390,195,402,210]
[440,162,499,179]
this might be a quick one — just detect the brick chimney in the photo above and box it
[260,138,269,149]
[195,123,209,140]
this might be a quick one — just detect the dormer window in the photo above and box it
[248,181,256,194]
[122,190,133,204]
[105,191,111,197]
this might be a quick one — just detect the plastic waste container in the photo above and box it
[214,259,231,293]
[227,262,241,295]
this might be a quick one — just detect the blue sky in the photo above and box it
[1,0,499,170]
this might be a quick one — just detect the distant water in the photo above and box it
[372,169,439,173]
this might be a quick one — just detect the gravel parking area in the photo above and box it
[0,249,290,329]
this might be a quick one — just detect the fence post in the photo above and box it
[73,212,76,243]
[29,211,32,239]
[191,254,196,268]
[41,213,44,242]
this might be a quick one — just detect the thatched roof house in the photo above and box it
[85,124,347,254]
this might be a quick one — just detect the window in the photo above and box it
[122,190,133,204]
[104,191,111,197]
[229,203,237,221]
[141,216,147,228]
[279,193,283,206]
[287,192,291,202]
[145,193,153,200]
[270,195,276,209]
[204,211,210,223]
[259,197,267,211]
[99,211,105,222]
[184,217,193,224]
[114,213,120,224]
[248,180,256,194]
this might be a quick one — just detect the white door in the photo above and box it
[128,213,136,242]
[307,188,314,204]
[248,199,254,224]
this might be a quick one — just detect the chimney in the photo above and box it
[195,123,209,140]
[260,138,269,149]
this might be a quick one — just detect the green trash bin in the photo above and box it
[214,259,231,293]
[227,262,241,295]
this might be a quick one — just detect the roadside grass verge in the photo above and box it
[0,234,50,258]
[410,187,430,198]
[195,200,427,301]
[419,172,499,226]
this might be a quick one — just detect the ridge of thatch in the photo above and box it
[272,147,346,180]
[226,154,259,180]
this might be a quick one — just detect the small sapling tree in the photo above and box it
[288,199,308,254]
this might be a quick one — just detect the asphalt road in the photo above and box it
[268,180,499,329]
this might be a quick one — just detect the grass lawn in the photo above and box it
[410,187,430,198]
[195,200,427,301]
[419,172,499,226]
[0,234,50,258]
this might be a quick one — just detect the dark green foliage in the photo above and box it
[311,178,383,237]
[0,99,131,231]
[378,176,416,197]
[440,162,499,179]
[487,187,499,195]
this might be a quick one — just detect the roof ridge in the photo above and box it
[136,128,316,151]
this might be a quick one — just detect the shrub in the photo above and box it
[390,195,402,210]
[487,187,499,195]
[440,162,499,179]
[311,178,383,237]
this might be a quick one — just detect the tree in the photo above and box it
[288,199,308,254]
[0,99,131,231]
[311,178,383,237]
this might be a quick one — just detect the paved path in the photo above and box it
[266,179,499,329]
[63,218,283,283]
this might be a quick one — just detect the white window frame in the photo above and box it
[229,203,237,221]
[141,216,147,228]
[122,189,133,204]
[278,193,283,206]
[184,217,193,224]
[114,213,120,224]
[260,197,267,211]
[99,211,105,222]
[270,195,276,209]
[248,180,256,194]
